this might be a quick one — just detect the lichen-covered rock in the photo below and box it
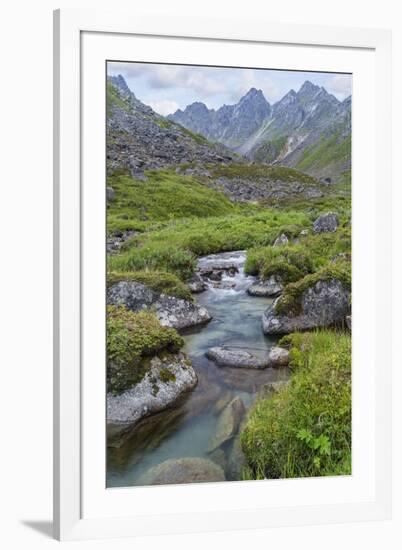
[137,457,226,486]
[313,212,339,233]
[107,280,211,330]
[247,275,283,297]
[262,278,350,334]
[208,396,246,452]
[273,233,289,246]
[107,353,197,431]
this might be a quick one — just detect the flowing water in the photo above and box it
[107,251,290,487]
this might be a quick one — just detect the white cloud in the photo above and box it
[108,62,228,97]
[325,74,352,100]
[148,99,180,116]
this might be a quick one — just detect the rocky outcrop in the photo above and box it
[313,212,339,233]
[247,275,283,297]
[137,457,226,486]
[262,278,350,334]
[208,397,246,452]
[107,353,197,433]
[107,280,211,330]
[208,176,323,204]
[107,75,236,177]
[206,346,289,369]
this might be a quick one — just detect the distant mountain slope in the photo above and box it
[169,81,351,182]
[107,76,238,177]
[169,88,271,149]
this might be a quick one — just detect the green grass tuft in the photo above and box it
[241,330,351,479]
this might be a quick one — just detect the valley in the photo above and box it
[106,73,351,485]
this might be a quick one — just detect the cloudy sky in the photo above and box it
[107,61,352,116]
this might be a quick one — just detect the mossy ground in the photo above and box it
[107,306,183,394]
[241,330,351,479]
[107,170,237,233]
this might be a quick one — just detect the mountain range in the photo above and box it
[169,80,351,181]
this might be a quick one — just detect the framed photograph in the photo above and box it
[53,9,392,541]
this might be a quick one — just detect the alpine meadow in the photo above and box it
[105,63,352,487]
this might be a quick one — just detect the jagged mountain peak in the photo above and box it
[108,74,135,100]
[240,87,265,100]
[298,80,320,95]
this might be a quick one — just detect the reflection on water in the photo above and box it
[107,251,289,487]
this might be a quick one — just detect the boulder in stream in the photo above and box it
[107,353,197,438]
[208,396,246,452]
[206,346,289,369]
[247,275,283,297]
[107,280,211,330]
[137,457,226,485]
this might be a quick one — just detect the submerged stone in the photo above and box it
[137,457,226,485]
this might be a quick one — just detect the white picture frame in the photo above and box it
[53,8,392,541]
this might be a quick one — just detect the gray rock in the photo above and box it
[313,212,339,233]
[247,276,283,297]
[300,229,309,237]
[273,233,289,246]
[138,457,226,486]
[206,346,289,369]
[187,273,207,293]
[262,278,351,334]
[208,397,246,452]
[107,280,211,330]
[346,314,352,331]
[106,186,115,201]
[206,347,269,369]
[267,346,290,368]
[107,354,197,430]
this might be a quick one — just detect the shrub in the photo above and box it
[241,330,351,479]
